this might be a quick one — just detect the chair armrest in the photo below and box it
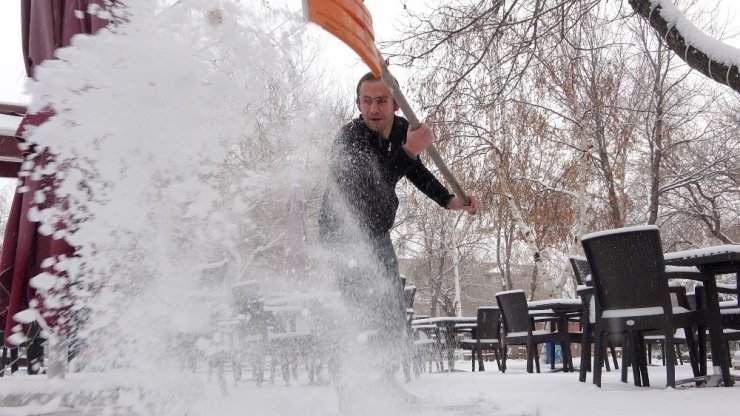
[576,285,594,297]
[664,265,712,283]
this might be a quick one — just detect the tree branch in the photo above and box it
[628,0,740,93]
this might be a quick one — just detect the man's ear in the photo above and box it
[393,101,400,112]
[356,98,362,112]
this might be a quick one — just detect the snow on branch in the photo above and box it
[628,0,740,93]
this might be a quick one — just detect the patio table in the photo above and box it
[527,298,582,372]
[664,244,739,387]
[411,316,477,371]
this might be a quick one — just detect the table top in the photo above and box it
[664,245,740,275]
[412,316,477,325]
[528,298,582,313]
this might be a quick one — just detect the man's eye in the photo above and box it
[363,98,373,105]
[376,98,387,105]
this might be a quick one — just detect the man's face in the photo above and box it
[356,79,399,138]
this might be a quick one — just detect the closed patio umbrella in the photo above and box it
[0,1,111,370]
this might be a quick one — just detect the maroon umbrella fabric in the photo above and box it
[21,0,110,76]
[0,0,110,348]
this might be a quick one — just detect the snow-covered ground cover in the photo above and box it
[1,358,737,416]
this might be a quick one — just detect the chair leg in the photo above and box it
[620,342,628,382]
[609,344,619,370]
[620,335,630,383]
[0,347,6,377]
[637,335,650,387]
[494,347,501,371]
[549,342,556,370]
[10,348,18,374]
[603,344,611,372]
[683,326,700,378]
[630,333,642,386]
[593,331,604,387]
[579,342,591,382]
[501,343,508,373]
[526,342,534,373]
[561,341,571,371]
[675,344,683,365]
[26,338,44,375]
[664,329,676,388]
[660,341,666,367]
[698,327,707,376]
[478,348,485,371]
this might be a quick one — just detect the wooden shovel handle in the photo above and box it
[380,67,470,207]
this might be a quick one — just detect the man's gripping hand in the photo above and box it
[447,195,478,215]
[403,123,434,158]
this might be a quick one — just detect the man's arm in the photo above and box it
[405,160,454,208]
[403,123,477,213]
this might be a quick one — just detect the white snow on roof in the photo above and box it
[0,113,21,137]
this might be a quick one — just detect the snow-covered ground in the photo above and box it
[1,358,737,416]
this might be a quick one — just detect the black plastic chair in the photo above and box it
[693,284,740,375]
[582,225,710,387]
[571,258,621,383]
[459,307,502,372]
[411,323,444,375]
[643,283,694,368]
[495,290,567,373]
[569,256,591,286]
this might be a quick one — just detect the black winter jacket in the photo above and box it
[319,115,453,241]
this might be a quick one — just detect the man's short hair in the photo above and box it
[356,72,381,99]
[355,71,399,102]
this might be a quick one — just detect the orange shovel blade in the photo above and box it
[303,0,384,76]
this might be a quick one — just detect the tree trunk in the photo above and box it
[646,42,668,225]
[594,114,623,228]
[647,95,664,225]
[427,257,439,317]
[450,223,463,317]
[527,263,540,302]
[488,125,548,298]
[495,220,514,291]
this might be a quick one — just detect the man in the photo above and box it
[318,71,477,408]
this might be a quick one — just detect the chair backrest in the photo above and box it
[686,291,698,311]
[668,282,691,309]
[569,256,591,286]
[475,307,501,340]
[581,225,671,314]
[403,286,416,310]
[495,290,531,335]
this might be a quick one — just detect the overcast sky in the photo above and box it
[0,0,738,105]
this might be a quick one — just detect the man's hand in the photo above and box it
[447,195,478,215]
[403,123,434,158]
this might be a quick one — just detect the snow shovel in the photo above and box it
[303,0,471,207]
